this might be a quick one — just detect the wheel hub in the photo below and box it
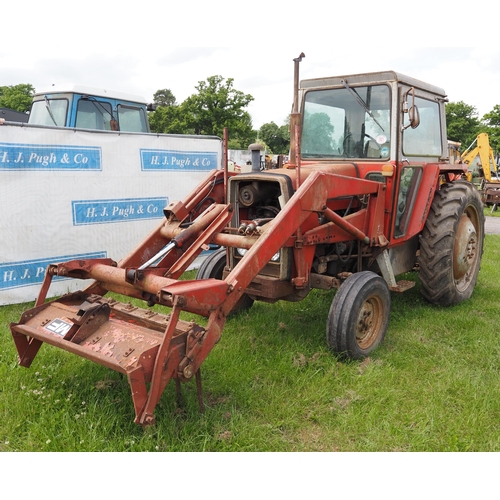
[356,298,382,349]
[453,214,477,282]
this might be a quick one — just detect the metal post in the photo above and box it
[248,143,264,172]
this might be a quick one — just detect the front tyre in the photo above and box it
[418,181,485,306]
[327,271,391,359]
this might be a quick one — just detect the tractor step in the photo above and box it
[389,280,416,293]
[10,291,206,424]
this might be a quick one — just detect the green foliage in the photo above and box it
[222,110,257,149]
[228,136,259,150]
[446,100,500,154]
[0,84,35,112]
[149,76,256,147]
[301,111,336,154]
[148,104,187,134]
[153,88,176,107]
[481,104,500,152]
[258,121,290,154]
[182,76,253,135]
[177,75,255,147]
[445,101,480,147]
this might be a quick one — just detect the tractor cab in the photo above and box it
[28,84,152,133]
[299,71,448,165]
[296,71,456,248]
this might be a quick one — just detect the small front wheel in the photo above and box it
[327,271,390,359]
[196,247,254,315]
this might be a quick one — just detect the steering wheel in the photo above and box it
[364,133,383,156]
[343,133,381,158]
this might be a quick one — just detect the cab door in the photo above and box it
[390,86,443,243]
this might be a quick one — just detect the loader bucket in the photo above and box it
[10,289,216,425]
[9,195,236,425]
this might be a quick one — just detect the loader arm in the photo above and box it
[10,167,386,425]
[222,171,386,310]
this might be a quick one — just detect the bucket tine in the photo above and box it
[196,369,204,413]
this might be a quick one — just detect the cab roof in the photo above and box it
[33,84,148,104]
[301,70,447,98]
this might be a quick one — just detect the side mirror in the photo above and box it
[408,105,420,129]
[402,87,420,130]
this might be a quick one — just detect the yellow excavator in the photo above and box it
[461,133,500,209]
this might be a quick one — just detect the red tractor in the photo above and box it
[11,54,484,425]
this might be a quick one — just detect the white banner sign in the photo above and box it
[0,123,222,305]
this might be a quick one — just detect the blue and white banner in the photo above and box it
[72,197,168,225]
[141,149,217,171]
[0,252,107,291]
[0,123,222,305]
[0,142,101,170]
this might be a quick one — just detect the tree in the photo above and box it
[153,88,176,107]
[481,105,500,152]
[301,111,335,154]
[148,104,186,134]
[148,77,256,146]
[445,101,480,149]
[0,84,35,112]
[149,88,182,134]
[181,75,254,137]
[258,121,290,154]
[225,111,257,149]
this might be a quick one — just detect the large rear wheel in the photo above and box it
[418,181,485,306]
[195,247,254,315]
[327,271,391,359]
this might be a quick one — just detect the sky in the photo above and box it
[2,3,500,131]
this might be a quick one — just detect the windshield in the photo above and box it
[29,98,68,127]
[301,84,391,160]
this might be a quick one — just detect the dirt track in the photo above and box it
[485,216,500,235]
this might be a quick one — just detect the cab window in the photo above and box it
[76,99,113,130]
[301,84,391,160]
[403,97,442,157]
[29,98,68,127]
[394,166,422,237]
[118,105,148,133]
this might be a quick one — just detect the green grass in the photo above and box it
[2,236,500,452]
[486,206,500,217]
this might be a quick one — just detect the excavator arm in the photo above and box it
[461,133,499,182]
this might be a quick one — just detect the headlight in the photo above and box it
[237,248,280,262]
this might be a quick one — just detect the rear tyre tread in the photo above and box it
[418,181,484,306]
